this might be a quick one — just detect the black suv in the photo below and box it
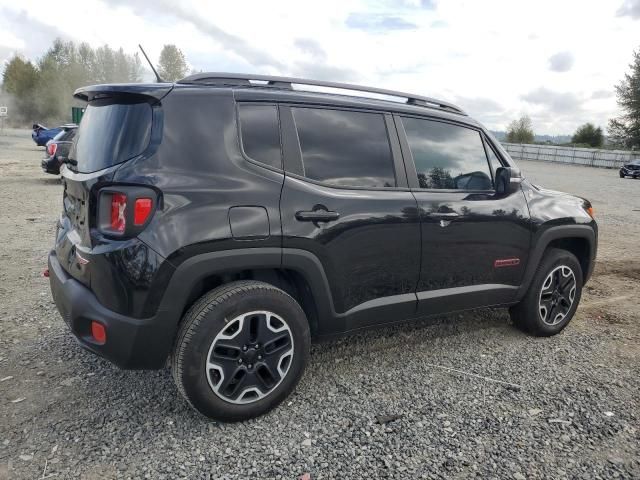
[48,74,597,421]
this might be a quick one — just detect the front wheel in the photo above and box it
[510,248,583,336]
[619,172,625,178]
[172,281,310,422]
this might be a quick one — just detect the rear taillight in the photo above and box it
[110,193,127,232]
[47,143,57,156]
[98,187,157,237]
[134,198,153,226]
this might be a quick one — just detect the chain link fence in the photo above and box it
[502,143,640,169]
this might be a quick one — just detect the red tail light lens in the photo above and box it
[110,193,127,233]
[48,143,57,156]
[134,198,153,225]
[98,187,156,237]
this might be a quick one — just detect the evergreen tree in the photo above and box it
[571,123,604,147]
[608,47,640,149]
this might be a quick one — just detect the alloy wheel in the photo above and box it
[205,311,294,404]
[538,265,576,326]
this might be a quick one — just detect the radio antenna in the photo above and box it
[138,44,164,83]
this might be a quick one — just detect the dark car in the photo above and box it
[48,74,597,422]
[41,124,78,175]
[619,159,640,178]
[32,124,62,147]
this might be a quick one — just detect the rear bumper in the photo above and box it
[41,158,60,174]
[48,250,174,369]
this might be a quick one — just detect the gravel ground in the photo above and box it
[0,130,638,479]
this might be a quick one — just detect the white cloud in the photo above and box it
[617,0,640,19]
[548,51,574,72]
[0,0,637,134]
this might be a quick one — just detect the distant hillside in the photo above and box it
[491,131,572,144]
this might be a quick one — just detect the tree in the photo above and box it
[505,116,535,144]
[2,55,39,122]
[571,123,603,147]
[2,55,38,98]
[1,38,144,125]
[607,47,640,149]
[157,45,189,82]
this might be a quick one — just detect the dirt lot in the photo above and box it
[0,129,638,479]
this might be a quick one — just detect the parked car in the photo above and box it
[32,124,62,147]
[41,124,78,175]
[619,159,640,178]
[48,74,598,422]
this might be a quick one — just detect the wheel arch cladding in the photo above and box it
[158,248,332,346]
[518,225,596,299]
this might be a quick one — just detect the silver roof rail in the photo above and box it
[177,72,466,115]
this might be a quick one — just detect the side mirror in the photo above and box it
[495,167,523,195]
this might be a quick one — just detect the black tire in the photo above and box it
[172,280,310,422]
[509,248,583,337]
[619,172,625,178]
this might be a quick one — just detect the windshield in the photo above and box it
[69,98,152,173]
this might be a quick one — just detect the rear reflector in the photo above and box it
[134,198,153,225]
[91,321,107,344]
[110,193,127,233]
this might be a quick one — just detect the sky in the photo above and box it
[1,0,639,135]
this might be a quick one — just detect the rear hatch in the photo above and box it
[55,84,171,286]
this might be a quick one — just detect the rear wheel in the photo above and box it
[510,248,583,336]
[172,281,310,421]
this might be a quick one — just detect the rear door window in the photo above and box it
[291,107,396,188]
[401,117,493,191]
[238,104,282,169]
[70,98,152,173]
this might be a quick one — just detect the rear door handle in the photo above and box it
[295,210,340,222]
[428,212,460,219]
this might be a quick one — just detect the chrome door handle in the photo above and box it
[428,212,459,219]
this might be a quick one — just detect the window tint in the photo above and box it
[292,108,396,188]
[70,99,152,173]
[402,117,493,190]
[483,138,503,176]
[59,129,77,142]
[238,104,282,169]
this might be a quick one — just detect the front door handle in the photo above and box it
[295,210,340,222]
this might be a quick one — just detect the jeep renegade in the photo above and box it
[48,73,597,421]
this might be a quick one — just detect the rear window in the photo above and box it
[58,128,77,142]
[70,99,152,173]
[292,107,396,188]
[238,104,282,169]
